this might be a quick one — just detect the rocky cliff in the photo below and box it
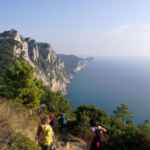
[0,29,93,94]
[0,29,69,94]
[58,54,93,78]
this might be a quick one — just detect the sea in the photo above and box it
[67,57,150,123]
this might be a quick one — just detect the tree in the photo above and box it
[74,105,110,141]
[42,90,72,116]
[75,105,110,128]
[0,58,44,108]
[113,104,133,125]
[139,120,150,139]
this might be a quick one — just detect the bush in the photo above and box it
[74,105,110,141]
[10,133,40,150]
[42,90,72,116]
[75,105,110,127]
[0,59,44,108]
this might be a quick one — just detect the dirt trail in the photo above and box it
[57,135,88,150]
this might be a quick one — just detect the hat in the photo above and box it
[97,125,102,130]
[40,104,46,108]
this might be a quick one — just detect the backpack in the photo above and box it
[37,125,44,144]
[95,129,102,149]
[59,116,67,127]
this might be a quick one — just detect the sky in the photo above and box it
[0,0,150,57]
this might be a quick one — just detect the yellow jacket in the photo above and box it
[41,124,54,145]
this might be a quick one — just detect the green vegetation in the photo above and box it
[113,104,133,124]
[0,100,39,150]
[10,133,40,150]
[0,39,20,70]
[74,104,150,150]
[0,58,44,108]
[42,89,72,116]
[73,105,110,140]
[0,57,150,150]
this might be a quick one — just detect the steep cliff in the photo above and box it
[58,54,93,78]
[0,29,69,94]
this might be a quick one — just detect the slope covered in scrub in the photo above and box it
[0,99,40,150]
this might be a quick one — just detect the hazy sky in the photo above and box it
[1,0,150,57]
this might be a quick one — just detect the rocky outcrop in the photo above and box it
[0,29,69,94]
[58,54,93,78]
[0,29,93,94]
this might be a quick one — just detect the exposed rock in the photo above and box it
[58,54,93,78]
[0,29,69,94]
[0,29,92,94]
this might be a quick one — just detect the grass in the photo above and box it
[0,98,39,150]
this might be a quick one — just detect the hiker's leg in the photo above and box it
[50,144,56,150]
[40,145,50,150]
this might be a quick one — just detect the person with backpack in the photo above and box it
[58,113,68,144]
[59,113,67,132]
[36,115,56,150]
[90,125,107,150]
[37,104,47,121]
[49,112,56,130]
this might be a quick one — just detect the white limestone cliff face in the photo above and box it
[0,29,93,94]
[0,29,69,94]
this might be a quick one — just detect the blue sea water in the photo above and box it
[67,57,150,123]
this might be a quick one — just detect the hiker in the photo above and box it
[90,125,107,150]
[36,115,56,150]
[37,104,47,121]
[58,113,68,143]
[58,113,67,133]
[49,112,56,130]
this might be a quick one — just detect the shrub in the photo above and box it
[10,132,40,150]
[42,90,72,116]
[0,59,44,108]
[75,105,110,127]
[74,105,110,141]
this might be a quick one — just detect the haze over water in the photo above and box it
[68,57,150,123]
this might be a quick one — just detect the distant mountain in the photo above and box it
[0,29,93,94]
[58,54,93,78]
